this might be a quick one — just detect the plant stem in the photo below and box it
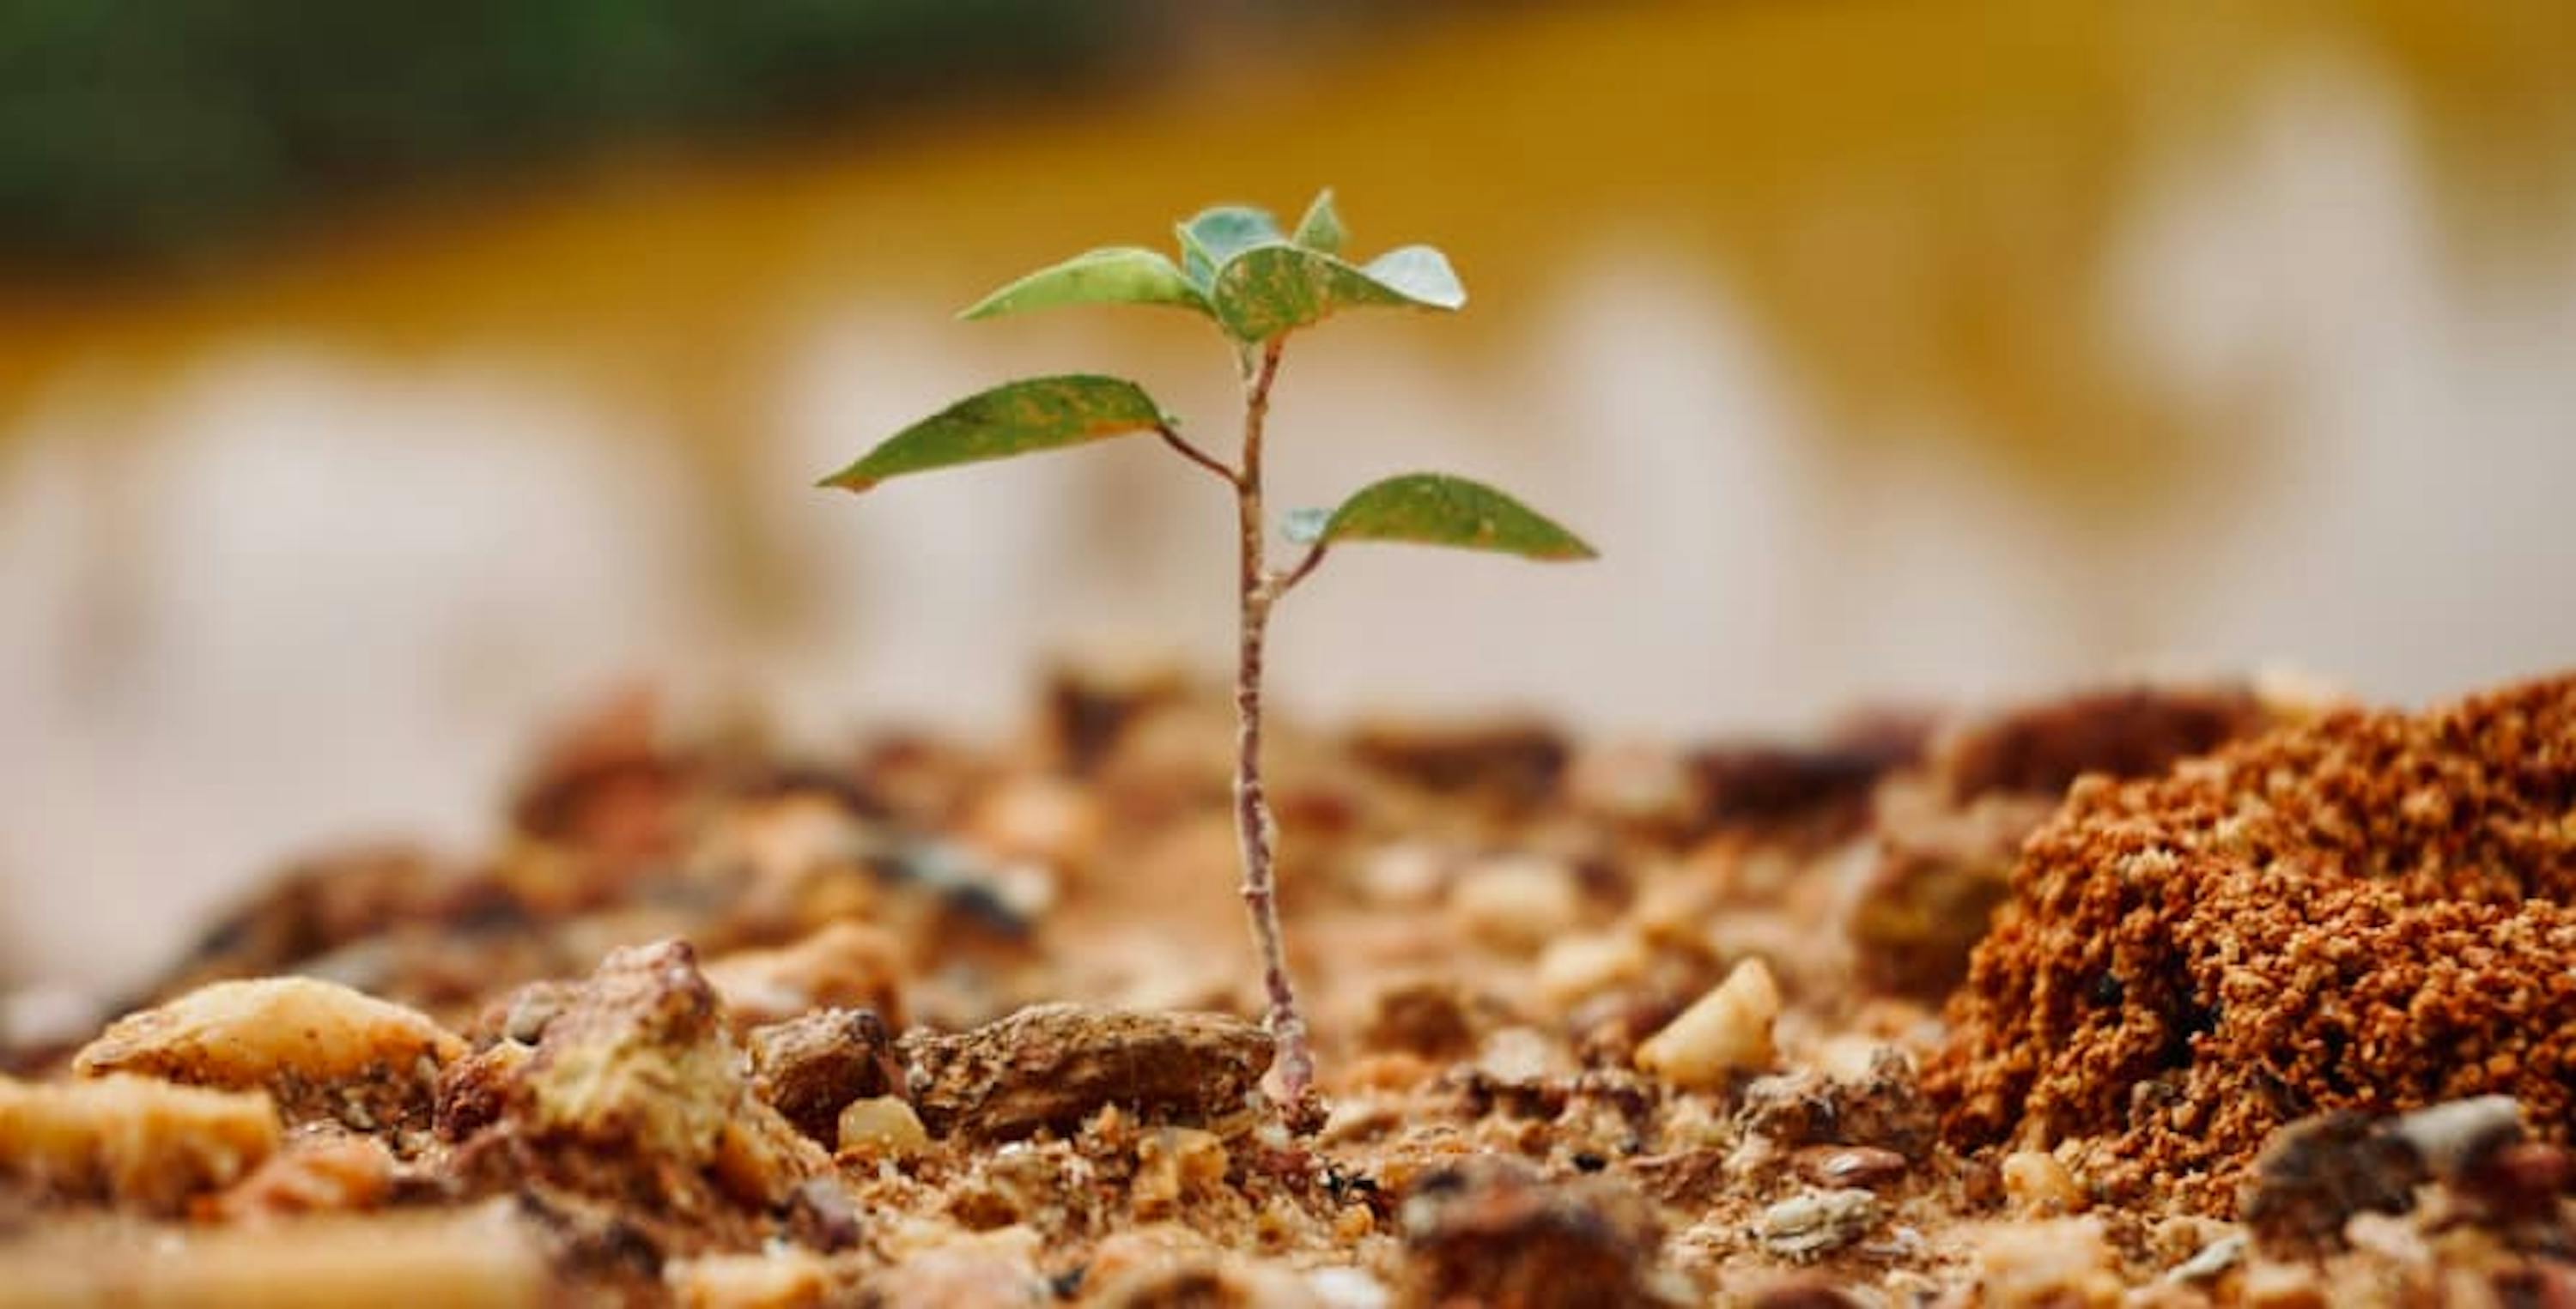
[1231,338,1314,1104]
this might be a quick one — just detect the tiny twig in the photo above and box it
[1157,424,1241,488]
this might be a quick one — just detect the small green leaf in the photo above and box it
[1303,473,1595,560]
[1208,244,1465,342]
[1175,205,1284,288]
[1291,189,1346,255]
[1282,507,1330,545]
[818,375,1168,494]
[960,246,1209,319]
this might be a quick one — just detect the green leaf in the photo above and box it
[1208,243,1466,342]
[817,375,1169,494]
[960,246,1209,320]
[1300,473,1595,560]
[1290,189,1346,255]
[1175,205,1284,288]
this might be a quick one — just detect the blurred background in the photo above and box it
[3,0,2574,994]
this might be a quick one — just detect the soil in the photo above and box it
[4,666,2575,1306]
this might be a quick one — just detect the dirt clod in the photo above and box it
[1935,674,2576,1206]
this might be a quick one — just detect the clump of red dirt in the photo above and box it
[1931,673,2576,1208]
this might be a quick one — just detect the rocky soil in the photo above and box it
[5,666,2574,1306]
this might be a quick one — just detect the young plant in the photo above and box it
[818,192,1595,1100]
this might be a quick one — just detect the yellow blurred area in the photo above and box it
[2,0,2573,990]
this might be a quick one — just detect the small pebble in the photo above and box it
[1635,958,1779,1089]
[1475,1026,1575,1084]
[2164,1233,2248,1284]
[2389,1094,2521,1179]
[1757,1188,1879,1259]
[1534,932,1647,1010]
[2000,1148,2084,1215]
[1449,855,1583,954]
[1133,1127,1227,1216]
[1971,1216,2122,1309]
[836,1095,930,1158]
[1795,1144,1909,1191]
[1357,843,1449,907]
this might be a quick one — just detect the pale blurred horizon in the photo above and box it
[4,0,2575,994]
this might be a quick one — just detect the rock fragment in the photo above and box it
[74,977,464,1133]
[0,1073,280,1212]
[836,1096,930,1158]
[1756,1188,1880,1259]
[901,1004,1270,1142]
[1793,1145,1908,1191]
[437,939,829,1255]
[1396,1157,1674,1309]
[196,1130,395,1221]
[1999,1149,2084,1215]
[2241,1111,2424,1251]
[2243,1096,2549,1251]
[1738,1047,1935,1159]
[0,1203,547,1307]
[745,1008,903,1144]
[1634,959,1777,1090]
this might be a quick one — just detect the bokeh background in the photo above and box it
[4,0,2574,998]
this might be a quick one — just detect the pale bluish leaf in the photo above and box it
[1175,205,1284,288]
[1358,245,1465,310]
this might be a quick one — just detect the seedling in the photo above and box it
[819,192,1594,1100]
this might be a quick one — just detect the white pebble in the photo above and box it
[1448,855,1581,954]
[1635,958,1779,1089]
[1534,932,1645,1009]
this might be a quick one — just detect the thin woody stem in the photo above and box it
[1156,423,1241,488]
[1230,337,1315,1104]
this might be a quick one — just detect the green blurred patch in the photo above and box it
[0,1,1341,266]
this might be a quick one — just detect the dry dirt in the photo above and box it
[4,665,2574,1307]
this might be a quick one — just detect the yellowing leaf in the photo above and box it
[818,375,1168,493]
[1208,243,1465,342]
[1303,473,1595,560]
[960,246,1209,319]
